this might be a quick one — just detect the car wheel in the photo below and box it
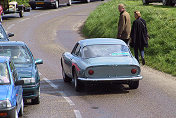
[62,68,72,82]
[54,1,59,9]
[19,9,24,17]
[162,0,170,5]
[18,99,24,116]
[74,71,82,92]
[142,0,149,5]
[67,0,72,6]
[32,87,40,104]
[129,81,139,89]
[84,0,90,3]
[170,0,175,6]
[31,6,36,10]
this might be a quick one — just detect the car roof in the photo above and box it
[78,38,127,47]
[0,56,10,63]
[0,41,26,46]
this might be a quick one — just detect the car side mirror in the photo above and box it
[35,59,43,65]
[8,33,14,37]
[15,80,24,86]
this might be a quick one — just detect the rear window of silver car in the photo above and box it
[82,44,130,58]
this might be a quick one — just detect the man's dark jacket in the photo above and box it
[130,17,148,49]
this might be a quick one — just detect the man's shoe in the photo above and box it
[142,58,145,65]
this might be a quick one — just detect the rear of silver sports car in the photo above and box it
[78,65,142,84]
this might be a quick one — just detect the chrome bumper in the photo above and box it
[78,76,143,81]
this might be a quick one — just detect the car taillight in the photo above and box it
[88,69,94,75]
[131,69,137,74]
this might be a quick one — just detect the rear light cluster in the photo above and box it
[88,69,94,75]
[131,69,137,74]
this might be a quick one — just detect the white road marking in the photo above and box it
[74,110,82,118]
[7,24,15,30]
[42,77,75,106]
[43,77,58,89]
[18,18,30,23]
[59,91,75,106]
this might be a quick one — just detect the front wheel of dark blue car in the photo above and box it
[32,88,40,104]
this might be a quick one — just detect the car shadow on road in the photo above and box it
[40,79,132,97]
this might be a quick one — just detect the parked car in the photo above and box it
[0,56,24,118]
[0,23,14,41]
[61,38,143,91]
[0,0,30,19]
[0,41,43,104]
[29,0,71,9]
[142,0,176,6]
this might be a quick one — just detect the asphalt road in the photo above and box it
[2,1,176,118]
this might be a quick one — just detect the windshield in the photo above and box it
[82,44,130,58]
[0,63,10,85]
[0,25,7,41]
[0,46,32,64]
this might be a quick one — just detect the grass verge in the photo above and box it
[82,0,176,76]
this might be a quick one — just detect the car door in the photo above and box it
[63,43,81,77]
[10,62,22,112]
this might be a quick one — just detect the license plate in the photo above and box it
[36,2,44,4]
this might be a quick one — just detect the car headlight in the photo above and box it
[21,78,35,84]
[0,99,12,108]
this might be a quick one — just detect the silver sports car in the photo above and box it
[61,38,143,91]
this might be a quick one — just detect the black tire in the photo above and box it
[54,1,59,9]
[32,88,40,104]
[162,0,170,5]
[62,68,72,82]
[19,9,24,17]
[129,81,139,89]
[84,0,90,3]
[142,0,149,5]
[170,1,175,6]
[67,0,72,6]
[73,70,82,92]
[31,6,36,10]
[18,99,24,116]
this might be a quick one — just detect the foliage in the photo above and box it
[82,0,176,76]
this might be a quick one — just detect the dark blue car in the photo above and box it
[0,41,43,104]
[0,56,24,118]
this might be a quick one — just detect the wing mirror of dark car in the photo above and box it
[15,80,24,86]
[35,59,43,65]
[8,33,14,37]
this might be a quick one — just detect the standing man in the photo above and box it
[117,4,131,45]
[130,11,149,65]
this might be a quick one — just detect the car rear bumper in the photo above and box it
[78,76,143,81]
[29,1,55,7]
[0,106,15,118]
[23,84,39,99]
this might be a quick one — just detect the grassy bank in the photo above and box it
[82,0,176,76]
[16,0,29,6]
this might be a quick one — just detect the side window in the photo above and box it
[71,43,78,54]
[75,44,81,56]
[10,62,17,82]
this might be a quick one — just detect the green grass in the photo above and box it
[14,0,29,6]
[82,0,176,76]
